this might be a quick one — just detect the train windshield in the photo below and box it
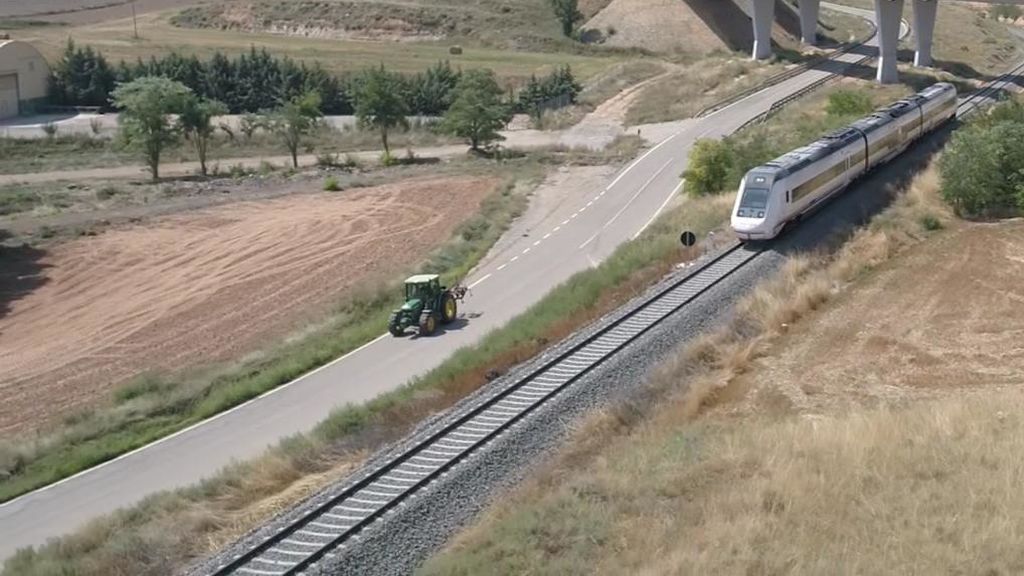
[737,187,769,218]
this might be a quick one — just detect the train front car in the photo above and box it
[731,170,783,241]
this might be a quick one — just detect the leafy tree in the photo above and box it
[683,138,735,196]
[940,121,1024,216]
[549,0,583,37]
[240,113,266,140]
[270,91,323,168]
[355,66,410,157]
[443,69,510,151]
[112,77,192,181]
[179,96,229,176]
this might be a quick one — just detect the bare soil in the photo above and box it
[737,219,1024,416]
[0,175,497,435]
[584,0,802,55]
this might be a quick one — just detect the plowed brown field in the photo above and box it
[0,176,496,435]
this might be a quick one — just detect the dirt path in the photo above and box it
[0,176,498,435]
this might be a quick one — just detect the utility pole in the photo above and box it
[132,1,139,39]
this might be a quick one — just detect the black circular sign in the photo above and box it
[680,231,697,247]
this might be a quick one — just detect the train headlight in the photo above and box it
[757,211,765,218]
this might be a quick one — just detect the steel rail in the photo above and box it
[208,241,762,576]
[956,60,1024,118]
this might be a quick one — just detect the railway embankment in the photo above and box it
[422,100,1024,576]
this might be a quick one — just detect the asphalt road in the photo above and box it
[0,4,884,560]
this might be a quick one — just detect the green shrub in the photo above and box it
[919,214,943,231]
[323,176,341,191]
[683,138,734,196]
[940,119,1024,216]
[825,90,873,119]
[990,4,1022,20]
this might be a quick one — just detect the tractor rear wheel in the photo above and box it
[419,310,438,336]
[440,292,457,324]
[388,312,404,337]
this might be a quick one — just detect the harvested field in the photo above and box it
[0,176,497,436]
[735,219,1024,415]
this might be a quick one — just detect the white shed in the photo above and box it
[0,40,50,119]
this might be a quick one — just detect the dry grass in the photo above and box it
[831,0,1022,78]
[425,387,1024,576]
[625,56,789,125]
[420,158,1023,575]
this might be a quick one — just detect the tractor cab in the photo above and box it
[404,275,441,309]
[389,274,465,337]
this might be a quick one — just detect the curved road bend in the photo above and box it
[0,3,883,559]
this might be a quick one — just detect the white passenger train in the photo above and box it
[731,82,958,240]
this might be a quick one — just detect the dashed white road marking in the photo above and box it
[543,233,551,240]
[561,219,570,226]
[578,158,675,250]
[469,273,492,289]
[632,179,684,240]
[533,240,541,247]
[522,247,531,255]
[570,213,578,219]
[511,256,519,262]
[553,226,561,232]
[604,131,681,191]
[497,264,507,271]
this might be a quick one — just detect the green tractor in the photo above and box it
[388,274,466,337]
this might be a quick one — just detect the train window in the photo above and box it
[737,187,769,218]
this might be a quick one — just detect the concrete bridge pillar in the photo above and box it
[913,0,938,67]
[751,0,776,60]
[799,0,821,46]
[874,0,905,84]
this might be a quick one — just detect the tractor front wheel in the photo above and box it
[388,312,404,337]
[441,292,458,324]
[419,310,438,336]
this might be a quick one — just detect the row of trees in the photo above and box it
[110,76,321,179]
[114,65,511,181]
[49,41,580,118]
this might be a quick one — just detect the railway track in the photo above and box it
[956,59,1024,117]
[208,242,761,576]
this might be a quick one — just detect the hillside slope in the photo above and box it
[584,0,802,55]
